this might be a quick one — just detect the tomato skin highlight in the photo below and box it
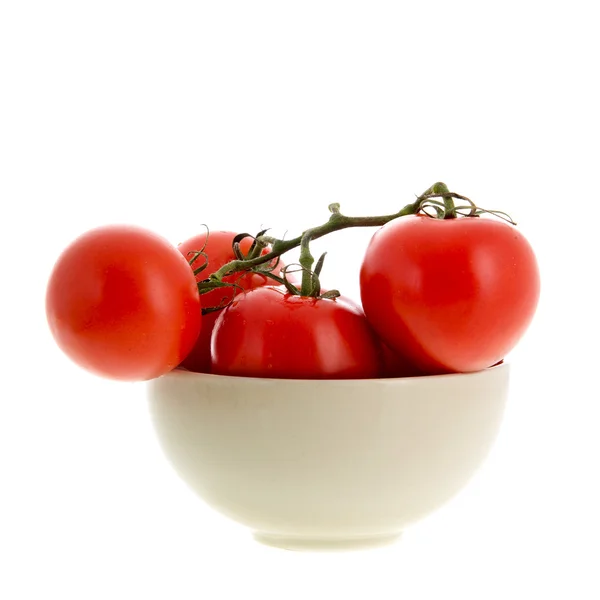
[360,215,540,374]
[46,225,202,381]
[177,231,282,373]
[211,286,383,379]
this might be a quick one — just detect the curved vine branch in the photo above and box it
[195,182,515,303]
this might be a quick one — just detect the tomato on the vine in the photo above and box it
[44,182,538,383]
[177,231,282,373]
[211,286,383,379]
[360,215,540,374]
[46,225,202,381]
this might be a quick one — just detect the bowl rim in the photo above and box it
[158,360,509,386]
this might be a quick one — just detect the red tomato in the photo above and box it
[46,225,202,381]
[211,286,382,379]
[177,231,282,373]
[360,215,540,374]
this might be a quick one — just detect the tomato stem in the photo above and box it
[199,183,516,304]
[299,230,316,295]
[207,200,421,285]
[420,182,456,218]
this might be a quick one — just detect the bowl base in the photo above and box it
[253,531,402,552]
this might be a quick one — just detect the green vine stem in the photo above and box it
[195,182,516,302]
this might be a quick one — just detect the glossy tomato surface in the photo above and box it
[46,225,202,381]
[177,230,282,373]
[360,215,540,374]
[211,286,383,379]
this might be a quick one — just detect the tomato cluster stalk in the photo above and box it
[191,182,515,312]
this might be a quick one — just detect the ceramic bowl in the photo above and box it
[146,362,509,551]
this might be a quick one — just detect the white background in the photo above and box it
[1,1,599,598]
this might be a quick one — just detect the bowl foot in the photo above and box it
[253,531,402,552]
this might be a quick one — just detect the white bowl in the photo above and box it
[146,363,509,551]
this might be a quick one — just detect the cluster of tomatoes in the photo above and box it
[46,212,540,382]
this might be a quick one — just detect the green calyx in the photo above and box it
[418,182,516,223]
